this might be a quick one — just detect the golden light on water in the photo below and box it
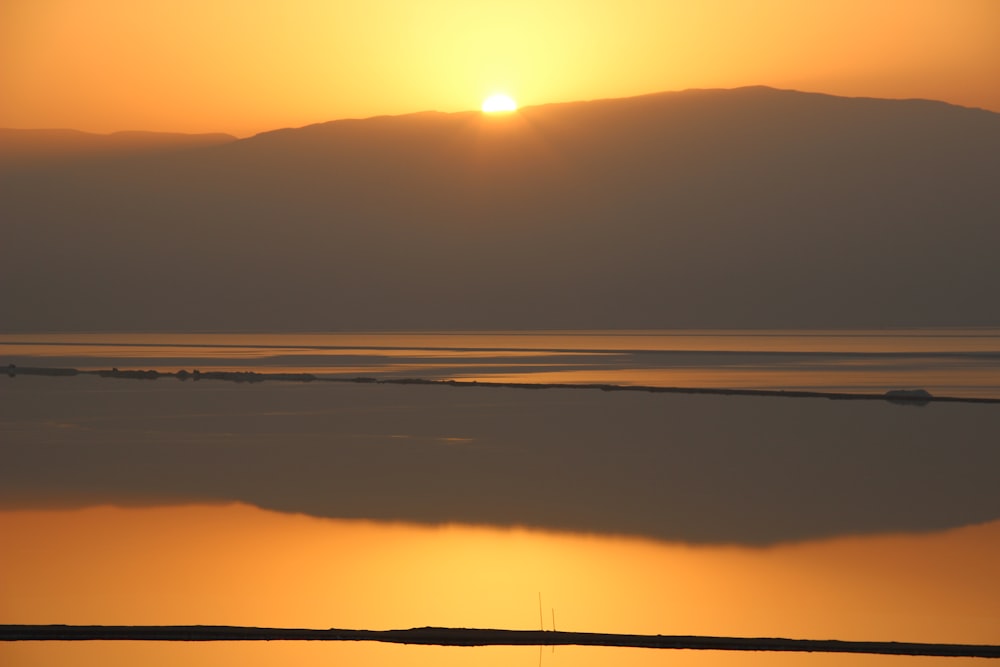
[481,93,518,113]
[2,503,999,667]
[4,334,1000,665]
[8,329,999,398]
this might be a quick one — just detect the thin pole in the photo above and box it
[538,593,544,631]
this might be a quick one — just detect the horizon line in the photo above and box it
[4,85,997,139]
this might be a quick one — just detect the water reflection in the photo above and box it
[3,335,999,666]
[3,377,998,544]
[3,329,1000,397]
[2,504,998,666]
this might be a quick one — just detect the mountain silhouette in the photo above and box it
[2,86,998,331]
[0,128,236,168]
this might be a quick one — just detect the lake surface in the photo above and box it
[4,504,999,666]
[4,328,1000,398]
[2,330,999,666]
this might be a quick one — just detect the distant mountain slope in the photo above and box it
[0,128,237,167]
[2,87,998,331]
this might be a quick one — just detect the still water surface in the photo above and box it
[3,329,1000,397]
[3,504,999,666]
[2,331,999,666]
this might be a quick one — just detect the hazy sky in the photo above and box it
[2,0,999,136]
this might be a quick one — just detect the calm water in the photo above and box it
[3,329,1000,397]
[4,504,999,667]
[2,331,999,666]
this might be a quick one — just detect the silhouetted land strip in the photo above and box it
[2,625,999,657]
[6,364,1000,404]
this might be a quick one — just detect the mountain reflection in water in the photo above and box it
[2,375,998,544]
[2,331,999,666]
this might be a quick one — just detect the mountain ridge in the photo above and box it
[0,128,237,167]
[6,85,996,151]
[2,86,999,332]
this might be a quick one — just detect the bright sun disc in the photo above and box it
[481,94,518,113]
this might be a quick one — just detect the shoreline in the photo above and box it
[2,625,998,657]
[4,364,998,405]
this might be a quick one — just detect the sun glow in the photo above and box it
[481,94,518,113]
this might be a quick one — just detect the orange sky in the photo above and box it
[2,0,999,136]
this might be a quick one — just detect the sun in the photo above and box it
[481,93,518,113]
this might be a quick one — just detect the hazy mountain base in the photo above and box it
[2,86,999,331]
[0,128,236,167]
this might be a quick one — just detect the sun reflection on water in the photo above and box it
[2,503,998,666]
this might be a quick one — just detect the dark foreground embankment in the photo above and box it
[2,625,999,657]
